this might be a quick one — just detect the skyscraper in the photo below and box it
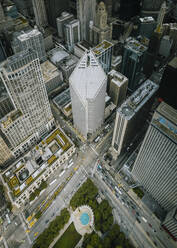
[77,0,96,41]
[132,102,177,211]
[111,80,158,159]
[56,12,74,39]
[32,0,48,28]
[69,51,107,138]
[141,0,164,17]
[108,70,128,107]
[143,2,166,77]
[12,29,47,62]
[121,38,147,92]
[158,56,177,109]
[89,1,112,46]
[0,49,54,157]
[65,19,81,52]
[92,40,113,73]
[119,0,141,20]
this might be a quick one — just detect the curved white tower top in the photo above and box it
[69,50,107,138]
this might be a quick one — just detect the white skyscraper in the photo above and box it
[69,51,107,138]
[0,49,54,157]
[32,0,48,28]
[77,0,96,41]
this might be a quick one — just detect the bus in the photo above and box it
[67,162,74,168]
[59,170,65,177]
[94,136,100,143]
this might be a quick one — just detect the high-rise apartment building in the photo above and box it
[92,40,113,73]
[32,0,48,28]
[162,206,177,241]
[65,19,81,52]
[111,80,158,159]
[108,70,128,107]
[12,29,47,63]
[77,0,96,41]
[0,49,54,157]
[0,135,14,168]
[132,102,177,211]
[143,2,166,77]
[56,12,74,39]
[89,1,112,46]
[121,38,147,92]
[69,51,107,138]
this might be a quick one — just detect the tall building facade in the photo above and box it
[141,0,164,18]
[121,38,147,92]
[69,51,107,138]
[32,0,48,28]
[56,12,74,39]
[132,102,177,211]
[0,2,5,23]
[0,135,14,168]
[65,19,81,51]
[45,0,70,29]
[0,93,14,119]
[92,40,113,73]
[108,70,128,107]
[158,57,177,109]
[12,29,47,63]
[0,49,54,157]
[89,1,112,46]
[162,207,177,241]
[77,0,96,41]
[13,0,33,18]
[111,80,158,159]
[143,2,166,77]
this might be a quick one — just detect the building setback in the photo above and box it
[162,206,177,241]
[69,50,107,138]
[132,102,177,211]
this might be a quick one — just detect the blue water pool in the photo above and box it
[80,213,90,225]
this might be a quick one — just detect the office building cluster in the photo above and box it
[0,0,177,244]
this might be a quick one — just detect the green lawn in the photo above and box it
[53,223,81,248]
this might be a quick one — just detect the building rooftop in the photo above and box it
[53,88,71,109]
[92,40,113,56]
[118,80,158,120]
[2,128,73,199]
[168,56,177,69]
[56,11,73,22]
[69,51,107,101]
[108,70,128,87]
[125,38,147,55]
[139,16,155,23]
[59,54,78,70]
[153,102,177,142]
[48,47,69,65]
[17,28,41,42]
[41,60,61,83]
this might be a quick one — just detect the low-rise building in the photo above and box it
[41,60,63,95]
[53,88,72,117]
[1,128,75,208]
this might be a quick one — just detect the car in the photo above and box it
[136,218,141,223]
[153,241,157,247]
[136,212,140,216]
[148,223,152,228]
[45,220,49,224]
[146,231,150,237]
